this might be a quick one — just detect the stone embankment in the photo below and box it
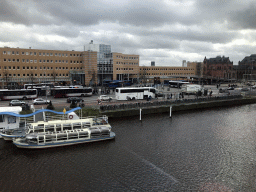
[99,95,256,118]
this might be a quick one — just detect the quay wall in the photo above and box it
[100,97,256,118]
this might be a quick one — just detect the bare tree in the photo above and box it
[29,71,36,88]
[52,70,57,85]
[139,68,147,84]
[3,70,9,88]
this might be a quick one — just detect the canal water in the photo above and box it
[0,104,255,192]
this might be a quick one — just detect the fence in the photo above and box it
[99,95,243,112]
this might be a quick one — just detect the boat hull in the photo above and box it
[13,132,115,149]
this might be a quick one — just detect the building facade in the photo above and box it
[139,63,198,84]
[0,46,97,87]
[237,54,256,81]
[203,56,235,83]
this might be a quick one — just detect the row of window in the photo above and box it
[140,73,194,76]
[0,73,69,77]
[116,55,139,60]
[116,68,134,70]
[1,66,82,70]
[3,51,82,57]
[116,62,139,65]
[3,58,82,64]
[140,68,194,71]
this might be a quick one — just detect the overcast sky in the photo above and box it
[1,0,256,66]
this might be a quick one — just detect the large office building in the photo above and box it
[0,43,200,87]
[0,46,97,87]
[86,40,140,84]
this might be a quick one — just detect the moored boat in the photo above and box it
[1,107,110,140]
[13,126,115,149]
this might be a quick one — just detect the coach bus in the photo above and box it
[169,81,189,88]
[115,87,156,100]
[0,89,37,101]
[51,87,93,98]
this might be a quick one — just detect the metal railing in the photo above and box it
[99,95,243,111]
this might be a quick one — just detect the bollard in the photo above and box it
[140,108,142,121]
[170,106,172,118]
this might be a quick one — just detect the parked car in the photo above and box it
[252,85,256,89]
[241,87,249,92]
[98,95,112,101]
[9,100,26,106]
[67,97,84,103]
[227,87,234,90]
[32,98,50,105]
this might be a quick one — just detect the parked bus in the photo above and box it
[115,87,156,100]
[51,88,93,98]
[169,80,189,88]
[0,89,37,101]
[24,83,54,89]
[108,80,124,88]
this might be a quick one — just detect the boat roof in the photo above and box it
[0,107,22,114]
[0,107,82,118]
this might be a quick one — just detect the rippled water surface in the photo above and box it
[0,104,256,191]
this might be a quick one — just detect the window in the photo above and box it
[43,52,45,56]
[35,67,37,69]
[34,52,37,55]
[3,58,6,62]
[18,74,20,76]
[47,53,49,56]
[8,66,11,69]
[13,66,15,69]
[30,60,33,63]
[39,52,41,55]
[50,53,53,56]
[27,67,29,69]
[23,67,25,69]
[34,60,37,63]
[26,52,29,55]
[39,60,42,63]
[17,66,20,69]
[22,52,25,55]
[12,59,15,62]
[3,51,6,54]
[17,59,19,62]
[23,74,25,77]
[26,59,29,62]
[30,52,33,55]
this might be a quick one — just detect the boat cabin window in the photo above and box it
[45,125,54,132]
[82,122,90,128]
[73,123,81,129]
[63,124,71,131]
[8,116,16,124]
[56,124,61,132]
[0,115,4,122]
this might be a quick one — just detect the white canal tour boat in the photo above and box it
[1,107,115,148]
[12,122,115,149]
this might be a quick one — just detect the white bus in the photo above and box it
[169,81,189,88]
[51,87,93,98]
[115,87,156,100]
[0,89,37,101]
